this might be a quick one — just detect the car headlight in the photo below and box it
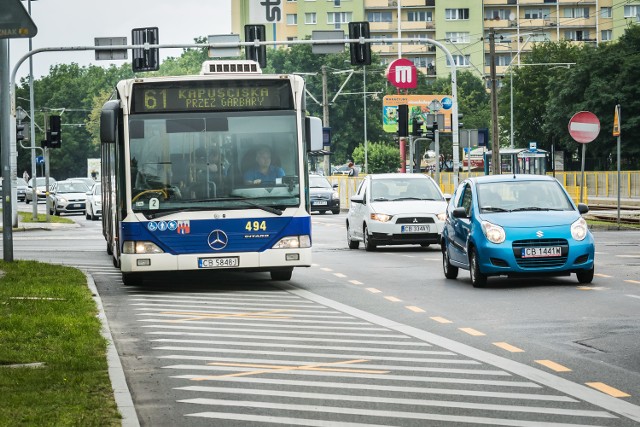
[436,212,446,222]
[571,217,588,241]
[370,213,392,222]
[481,220,505,244]
[272,235,311,249]
[331,191,340,200]
[58,197,68,204]
[122,241,164,254]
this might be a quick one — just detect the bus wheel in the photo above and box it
[112,255,120,268]
[270,269,293,281]
[122,273,143,286]
[106,242,113,255]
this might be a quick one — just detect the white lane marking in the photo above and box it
[181,398,614,422]
[626,294,640,300]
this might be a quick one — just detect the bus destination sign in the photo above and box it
[131,80,293,113]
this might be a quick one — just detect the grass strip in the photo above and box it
[0,260,121,426]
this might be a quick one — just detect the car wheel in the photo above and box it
[270,268,293,281]
[346,222,359,250]
[332,209,340,215]
[363,225,376,252]
[469,248,487,288]
[25,198,30,204]
[576,267,594,284]
[54,207,61,216]
[442,242,459,279]
[86,210,91,220]
[319,210,327,215]
[122,273,143,286]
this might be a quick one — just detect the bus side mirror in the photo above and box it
[100,100,120,143]
[305,116,323,152]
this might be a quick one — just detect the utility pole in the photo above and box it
[489,30,501,175]
[321,65,330,176]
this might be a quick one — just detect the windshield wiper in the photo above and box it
[481,206,509,212]
[372,197,390,201]
[225,197,283,216]
[511,207,560,212]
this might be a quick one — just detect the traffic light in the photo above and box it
[16,123,25,142]
[348,22,371,66]
[244,25,267,68]
[458,113,464,129]
[397,104,408,137]
[478,128,489,147]
[412,116,424,137]
[49,115,62,149]
[424,118,438,140]
[132,27,160,72]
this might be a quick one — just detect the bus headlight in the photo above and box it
[272,235,311,249]
[571,217,588,241]
[122,241,164,254]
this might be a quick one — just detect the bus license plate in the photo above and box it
[522,247,561,258]
[198,257,239,268]
[401,225,430,233]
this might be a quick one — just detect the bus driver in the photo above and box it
[244,145,285,185]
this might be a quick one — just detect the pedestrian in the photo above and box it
[22,170,30,182]
[348,162,358,177]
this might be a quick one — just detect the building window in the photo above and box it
[624,5,640,21]
[445,8,469,20]
[485,9,510,20]
[446,32,470,44]
[368,12,393,22]
[523,8,550,19]
[305,13,317,24]
[411,57,429,67]
[564,30,590,41]
[563,7,589,19]
[327,12,352,25]
[600,7,612,18]
[446,54,471,67]
[287,14,298,25]
[287,37,298,41]
[601,30,612,41]
[407,11,433,22]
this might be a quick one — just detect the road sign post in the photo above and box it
[568,111,600,204]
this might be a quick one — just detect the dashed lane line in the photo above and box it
[459,327,486,336]
[493,342,525,353]
[536,360,572,373]
[585,382,631,398]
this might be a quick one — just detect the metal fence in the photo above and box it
[327,171,640,209]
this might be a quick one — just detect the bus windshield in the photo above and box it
[128,110,300,215]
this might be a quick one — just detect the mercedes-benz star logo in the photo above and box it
[207,229,229,251]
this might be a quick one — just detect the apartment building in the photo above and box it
[231,1,639,78]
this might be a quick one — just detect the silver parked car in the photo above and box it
[26,177,57,204]
[48,180,90,215]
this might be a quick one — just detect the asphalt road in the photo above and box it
[6,205,640,426]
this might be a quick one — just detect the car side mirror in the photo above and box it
[443,193,452,202]
[577,203,589,214]
[86,191,91,196]
[332,183,338,189]
[351,194,363,204]
[452,206,468,218]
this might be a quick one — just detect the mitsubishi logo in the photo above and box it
[207,229,229,251]
[536,230,544,238]
[413,218,419,223]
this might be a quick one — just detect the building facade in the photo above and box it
[231,0,639,78]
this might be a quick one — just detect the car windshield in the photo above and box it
[29,177,56,187]
[309,176,332,189]
[56,182,90,193]
[17,178,27,186]
[371,178,443,201]
[477,180,574,212]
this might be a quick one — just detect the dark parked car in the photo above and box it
[441,174,595,288]
[309,174,340,214]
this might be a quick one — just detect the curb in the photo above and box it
[85,273,140,427]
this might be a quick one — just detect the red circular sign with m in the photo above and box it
[386,58,417,89]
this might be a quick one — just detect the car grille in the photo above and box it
[512,238,568,268]
[395,217,435,224]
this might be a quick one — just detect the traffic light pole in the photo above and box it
[1,39,14,261]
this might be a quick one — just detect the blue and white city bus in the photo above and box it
[100,60,323,286]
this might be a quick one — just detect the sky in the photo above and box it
[9,0,232,80]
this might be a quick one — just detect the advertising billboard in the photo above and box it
[383,94,453,133]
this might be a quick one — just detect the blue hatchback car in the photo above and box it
[441,174,595,288]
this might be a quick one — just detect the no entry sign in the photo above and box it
[568,111,600,143]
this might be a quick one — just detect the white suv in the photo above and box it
[346,173,448,251]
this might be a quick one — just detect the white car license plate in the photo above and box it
[522,247,561,258]
[401,225,430,233]
[198,257,239,268]
[313,200,328,206]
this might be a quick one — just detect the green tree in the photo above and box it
[352,142,400,173]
